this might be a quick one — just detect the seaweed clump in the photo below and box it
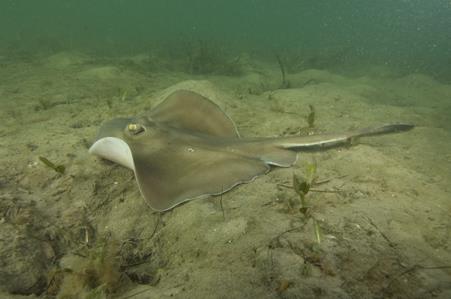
[185,40,243,75]
[306,104,315,128]
[280,162,323,245]
[49,235,124,298]
[39,156,65,174]
[292,163,317,217]
[275,53,290,89]
[46,232,159,298]
[292,163,327,245]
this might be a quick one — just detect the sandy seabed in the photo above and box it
[0,51,450,299]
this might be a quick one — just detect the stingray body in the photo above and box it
[89,90,413,211]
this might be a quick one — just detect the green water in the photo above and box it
[2,2,451,298]
[1,0,450,77]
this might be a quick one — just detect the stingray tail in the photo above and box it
[277,123,414,150]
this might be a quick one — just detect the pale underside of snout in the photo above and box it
[89,137,135,171]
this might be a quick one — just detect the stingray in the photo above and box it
[89,89,413,211]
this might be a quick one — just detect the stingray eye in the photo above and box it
[127,123,145,135]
